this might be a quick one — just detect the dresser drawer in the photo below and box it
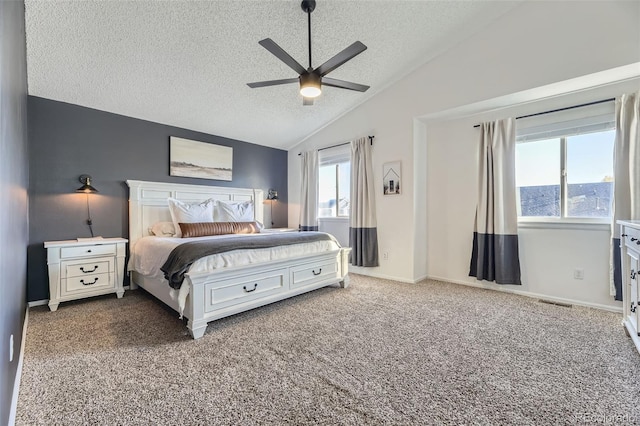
[290,259,339,289]
[61,272,114,296]
[60,244,116,259]
[62,257,114,279]
[204,269,287,312]
[624,226,640,250]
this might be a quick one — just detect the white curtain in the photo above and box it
[349,136,378,266]
[611,91,640,299]
[299,150,319,231]
[469,118,521,285]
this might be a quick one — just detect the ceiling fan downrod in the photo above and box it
[301,0,316,70]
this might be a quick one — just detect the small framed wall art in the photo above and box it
[383,161,401,195]
[170,136,233,181]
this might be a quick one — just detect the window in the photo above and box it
[515,102,615,220]
[318,146,350,218]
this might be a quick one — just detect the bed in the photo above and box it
[126,180,351,339]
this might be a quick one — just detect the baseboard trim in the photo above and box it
[427,275,622,313]
[27,285,132,308]
[413,274,429,284]
[350,269,417,284]
[9,306,29,426]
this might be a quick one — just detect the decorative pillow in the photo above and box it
[213,200,255,222]
[148,221,176,237]
[167,198,215,237]
[178,221,261,238]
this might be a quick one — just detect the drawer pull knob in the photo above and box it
[632,302,637,313]
[80,277,98,286]
[80,265,98,273]
[632,270,637,280]
[312,268,322,276]
[243,283,258,293]
[87,249,92,253]
[632,238,638,242]
[622,234,628,237]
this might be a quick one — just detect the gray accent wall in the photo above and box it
[0,0,29,423]
[28,96,288,302]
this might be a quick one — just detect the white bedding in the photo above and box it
[128,233,341,315]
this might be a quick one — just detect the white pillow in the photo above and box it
[148,221,176,237]
[167,198,215,237]
[213,200,255,222]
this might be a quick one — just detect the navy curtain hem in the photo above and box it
[349,227,379,267]
[469,232,522,285]
[613,237,622,301]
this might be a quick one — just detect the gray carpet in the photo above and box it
[16,275,640,425]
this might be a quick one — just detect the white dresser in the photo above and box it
[619,220,640,354]
[44,238,128,311]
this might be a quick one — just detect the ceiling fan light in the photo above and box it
[299,73,321,98]
[300,85,321,98]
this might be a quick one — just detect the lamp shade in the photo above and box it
[267,189,278,200]
[76,175,98,193]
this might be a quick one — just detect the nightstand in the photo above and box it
[44,238,128,311]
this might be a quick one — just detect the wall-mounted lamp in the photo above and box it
[76,174,98,237]
[266,189,278,227]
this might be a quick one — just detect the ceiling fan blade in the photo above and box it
[315,41,367,77]
[247,78,299,88]
[322,77,369,92]
[303,97,314,106]
[258,38,306,75]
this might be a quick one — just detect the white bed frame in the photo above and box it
[127,180,350,339]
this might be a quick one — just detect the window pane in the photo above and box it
[318,164,337,217]
[337,161,350,216]
[516,138,560,217]
[566,130,615,218]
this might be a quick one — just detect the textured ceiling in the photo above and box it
[25,0,518,150]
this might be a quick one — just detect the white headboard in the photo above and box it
[127,180,264,248]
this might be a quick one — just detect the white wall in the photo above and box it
[318,218,349,247]
[288,1,640,305]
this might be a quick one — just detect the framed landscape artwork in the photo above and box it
[170,137,233,181]
[383,161,401,195]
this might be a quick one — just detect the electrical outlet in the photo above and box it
[9,334,13,362]
[573,268,584,280]
[382,251,389,261]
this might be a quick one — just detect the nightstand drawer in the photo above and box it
[63,258,114,279]
[62,272,114,295]
[60,244,116,259]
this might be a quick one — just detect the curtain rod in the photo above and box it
[472,98,615,128]
[298,135,374,155]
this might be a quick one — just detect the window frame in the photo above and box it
[515,102,616,228]
[318,146,351,219]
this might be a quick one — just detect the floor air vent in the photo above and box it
[539,299,573,308]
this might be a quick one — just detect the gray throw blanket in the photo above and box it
[161,232,337,289]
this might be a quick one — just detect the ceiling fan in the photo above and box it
[247,0,369,106]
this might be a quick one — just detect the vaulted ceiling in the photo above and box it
[25,0,519,150]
